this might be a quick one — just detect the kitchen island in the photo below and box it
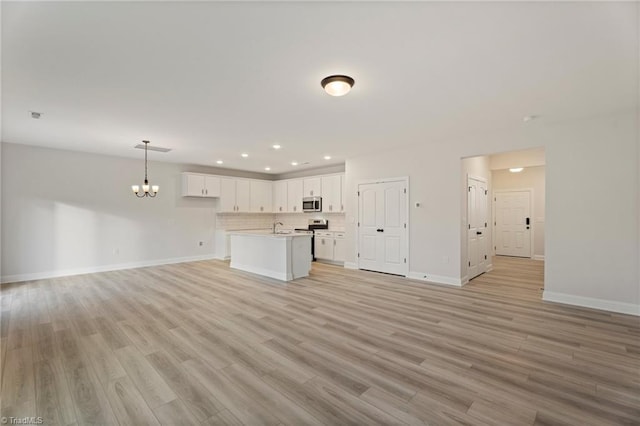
[229,231,312,281]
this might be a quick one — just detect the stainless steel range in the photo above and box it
[295,219,328,261]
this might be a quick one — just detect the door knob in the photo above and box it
[377,229,384,232]
[476,231,482,235]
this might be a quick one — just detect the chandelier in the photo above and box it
[131,140,159,198]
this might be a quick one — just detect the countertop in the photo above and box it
[228,229,312,238]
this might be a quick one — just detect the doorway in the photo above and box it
[357,178,409,276]
[462,147,545,289]
[468,176,489,280]
[494,189,533,258]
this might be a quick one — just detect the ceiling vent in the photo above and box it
[134,144,171,153]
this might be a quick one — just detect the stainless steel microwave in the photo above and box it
[302,196,322,212]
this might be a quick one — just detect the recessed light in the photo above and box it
[30,111,43,119]
[241,153,248,158]
[323,155,331,160]
[265,167,271,171]
[509,167,524,173]
[321,75,355,96]
[216,160,223,164]
[291,161,298,166]
[272,144,281,150]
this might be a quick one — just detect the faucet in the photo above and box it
[273,221,284,233]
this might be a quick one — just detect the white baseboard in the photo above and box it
[533,255,545,261]
[1,254,218,284]
[344,262,358,270]
[543,291,640,316]
[229,262,290,281]
[407,272,463,287]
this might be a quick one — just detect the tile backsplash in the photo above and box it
[275,213,345,231]
[216,212,345,231]
[216,213,275,230]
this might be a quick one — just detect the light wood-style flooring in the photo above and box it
[1,256,639,425]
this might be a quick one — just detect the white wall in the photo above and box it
[490,147,545,170]
[492,166,545,259]
[1,143,228,282]
[345,112,639,314]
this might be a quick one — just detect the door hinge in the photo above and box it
[485,190,487,195]
[494,221,496,226]
[484,255,487,260]
[468,187,471,192]
[468,261,471,266]
[494,246,496,250]
[404,258,407,263]
[485,222,487,228]
[404,188,407,194]
[494,197,496,201]
[404,223,407,229]
[468,224,470,229]
[357,253,360,258]
[357,222,360,227]
[357,191,360,196]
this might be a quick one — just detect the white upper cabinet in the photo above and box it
[182,173,220,197]
[303,177,321,197]
[340,174,345,212]
[219,177,238,212]
[219,178,263,213]
[250,180,272,213]
[321,175,342,213]
[236,179,251,212]
[187,171,345,214]
[273,181,287,213]
[287,179,303,213]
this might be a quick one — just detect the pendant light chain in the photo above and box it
[144,141,148,184]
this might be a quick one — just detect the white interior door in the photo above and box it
[495,191,531,257]
[468,177,488,280]
[358,179,408,276]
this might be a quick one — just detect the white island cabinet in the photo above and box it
[229,231,312,281]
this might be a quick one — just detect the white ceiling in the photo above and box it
[2,1,636,174]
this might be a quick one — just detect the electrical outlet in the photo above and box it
[198,241,204,247]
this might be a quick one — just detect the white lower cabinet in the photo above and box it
[333,232,345,262]
[314,231,345,263]
[315,232,334,260]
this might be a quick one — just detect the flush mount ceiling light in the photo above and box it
[131,140,159,198]
[509,167,524,173]
[323,155,331,160]
[272,144,281,150]
[321,75,355,97]
[241,153,249,158]
[291,161,298,166]
[265,167,271,171]
[216,160,224,164]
